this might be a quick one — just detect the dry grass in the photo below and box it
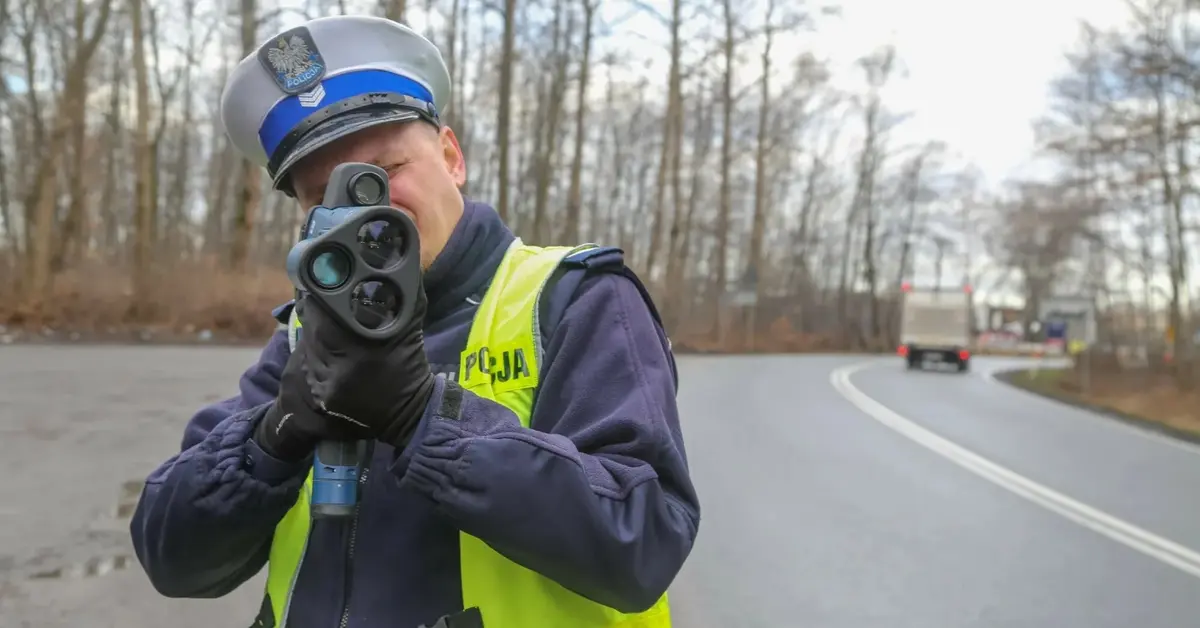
[0,259,292,343]
[1008,365,1200,438]
[1065,374,1200,437]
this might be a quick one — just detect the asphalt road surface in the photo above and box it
[2,346,1199,627]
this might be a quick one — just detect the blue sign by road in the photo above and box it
[1045,320,1067,340]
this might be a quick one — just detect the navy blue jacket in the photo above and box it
[129,200,701,628]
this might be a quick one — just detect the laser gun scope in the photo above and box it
[285,162,422,342]
[284,162,422,519]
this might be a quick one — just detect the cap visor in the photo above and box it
[271,108,422,190]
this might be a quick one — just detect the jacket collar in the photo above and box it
[422,198,515,322]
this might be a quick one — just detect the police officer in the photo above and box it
[129,15,700,628]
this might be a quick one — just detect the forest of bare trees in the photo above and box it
[0,0,1198,372]
[987,0,1200,388]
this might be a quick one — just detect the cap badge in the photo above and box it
[259,26,326,95]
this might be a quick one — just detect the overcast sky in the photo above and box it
[794,0,1133,302]
[810,0,1130,189]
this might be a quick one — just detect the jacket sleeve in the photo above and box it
[130,328,312,598]
[393,268,700,614]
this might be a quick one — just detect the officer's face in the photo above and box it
[290,121,467,270]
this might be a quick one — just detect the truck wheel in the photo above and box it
[957,359,970,373]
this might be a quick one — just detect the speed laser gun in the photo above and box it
[285,162,422,519]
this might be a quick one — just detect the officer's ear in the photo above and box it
[437,125,466,187]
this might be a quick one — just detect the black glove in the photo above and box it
[254,332,374,462]
[255,282,437,461]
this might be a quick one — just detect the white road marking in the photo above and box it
[831,360,1200,580]
[979,364,1200,458]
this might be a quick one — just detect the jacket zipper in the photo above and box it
[337,443,374,628]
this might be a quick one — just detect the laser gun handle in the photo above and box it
[311,440,362,519]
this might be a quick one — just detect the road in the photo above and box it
[1,347,1199,627]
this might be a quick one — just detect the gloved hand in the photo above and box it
[254,281,436,462]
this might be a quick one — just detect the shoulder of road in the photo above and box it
[994,365,1200,447]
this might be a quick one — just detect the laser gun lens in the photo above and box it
[351,281,402,330]
[310,248,352,289]
[349,172,386,206]
[357,219,405,270]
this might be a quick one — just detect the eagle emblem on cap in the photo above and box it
[258,26,326,95]
[268,36,313,78]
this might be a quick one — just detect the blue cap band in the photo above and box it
[257,69,436,160]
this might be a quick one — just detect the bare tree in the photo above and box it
[494,0,516,222]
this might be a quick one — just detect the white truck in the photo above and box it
[897,284,973,372]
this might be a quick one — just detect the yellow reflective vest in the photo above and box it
[261,239,673,627]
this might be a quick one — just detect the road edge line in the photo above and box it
[831,361,1200,580]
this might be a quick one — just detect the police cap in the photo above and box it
[220,15,451,195]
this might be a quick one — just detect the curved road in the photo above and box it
[1,347,1198,627]
[670,355,1200,628]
